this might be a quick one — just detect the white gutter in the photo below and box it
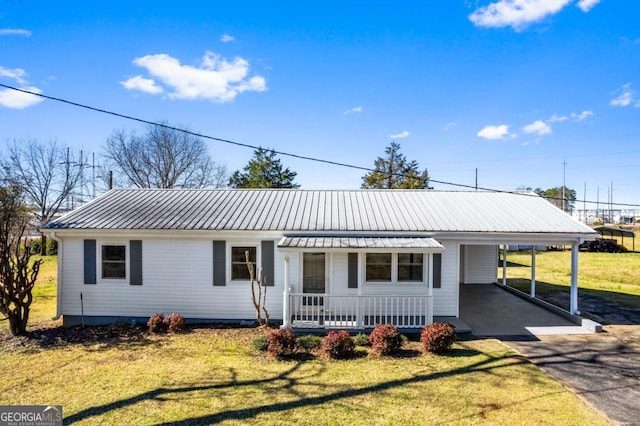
[45,231,63,321]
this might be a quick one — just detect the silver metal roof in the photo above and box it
[278,236,444,249]
[45,188,596,235]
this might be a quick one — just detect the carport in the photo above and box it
[593,225,635,251]
[459,284,590,337]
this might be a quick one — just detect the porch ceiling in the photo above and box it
[277,236,444,250]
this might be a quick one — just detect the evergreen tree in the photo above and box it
[229,148,299,188]
[361,142,430,189]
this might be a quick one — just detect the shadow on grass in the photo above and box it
[62,341,621,425]
[507,279,640,325]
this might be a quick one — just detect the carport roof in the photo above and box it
[593,226,635,239]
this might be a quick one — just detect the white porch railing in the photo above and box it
[288,294,432,329]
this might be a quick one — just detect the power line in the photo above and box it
[2,83,640,208]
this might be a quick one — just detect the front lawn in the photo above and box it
[0,326,606,425]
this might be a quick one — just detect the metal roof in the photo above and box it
[593,226,636,239]
[278,236,444,249]
[44,188,596,235]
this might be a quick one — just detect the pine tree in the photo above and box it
[361,142,430,189]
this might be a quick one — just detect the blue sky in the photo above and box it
[1,0,639,208]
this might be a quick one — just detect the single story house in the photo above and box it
[43,189,596,330]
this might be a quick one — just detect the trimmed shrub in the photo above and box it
[267,329,298,357]
[320,330,355,359]
[421,322,456,354]
[353,332,370,347]
[369,324,403,356]
[298,334,322,352]
[252,334,269,351]
[147,313,168,333]
[165,313,186,333]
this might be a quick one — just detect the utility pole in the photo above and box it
[562,160,567,212]
[475,168,478,190]
[583,182,587,223]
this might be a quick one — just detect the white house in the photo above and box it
[43,189,596,330]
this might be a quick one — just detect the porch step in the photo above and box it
[434,316,472,334]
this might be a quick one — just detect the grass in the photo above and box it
[0,255,608,424]
[0,328,607,425]
[503,250,640,310]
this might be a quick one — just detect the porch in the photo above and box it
[286,294,433,330]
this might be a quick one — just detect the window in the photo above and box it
[231,246,256,280]
[398,253,423,282]
[366,253,392,282]
[102,245,126,279]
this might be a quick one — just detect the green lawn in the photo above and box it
[0,256,608,424]
[0,328,607,425]
[503,250,640,310]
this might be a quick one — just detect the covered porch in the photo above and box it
[278,235,444,331]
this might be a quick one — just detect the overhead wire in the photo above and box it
[2,83,640,208]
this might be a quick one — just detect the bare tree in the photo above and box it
[0,184,42,336]
[246,250,269,327]
[1,138,85,253]
[103,121,227,189]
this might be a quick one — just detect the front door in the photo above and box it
[303,253,325,305]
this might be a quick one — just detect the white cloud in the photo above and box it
[389,130,410,139]
[610,83,635,107]
[522,119,552,135]
[442,121,458,131]
[0,66,43,109]
[477,124,513,140]
[576,0,600,12]
[571,110,593,120]
[220,34,235,43]
[548,109,593,122]
[0,86,43,109]
[0,28,32,37]
[122,51,266,102]
[469,0,572,30]
[343,106,362,115]
[0,66,27,84]
[120,75,164,94]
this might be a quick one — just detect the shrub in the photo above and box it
[421,322,456,354]
[267,329,298,357]
[320,330,355,359]
[353,332,370,346]
[164,313,186,333]
[298,334,322,352]
[252,334,269,351]
[46,239,58,255]
[369,324,403,355]
[29,239,42,255]
[147,313,168,333]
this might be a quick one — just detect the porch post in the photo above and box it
[502,245,507,286]
[570,243,580,315]
[282,256,291,329]
[530,247,536,298]
[428,252,434,325]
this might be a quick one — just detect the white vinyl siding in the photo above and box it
[61,238,283,321]
[432,240,459,317]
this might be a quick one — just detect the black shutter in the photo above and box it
[348,253,358,288]
[130,240,143,285]
[213,240,226,286]
[84,239,97,284]
[433,253,442,289]
[261,240,275,286]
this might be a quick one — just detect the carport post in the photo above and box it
[570,243,580,315]
[502,245,507,286]
[530,247,536,298]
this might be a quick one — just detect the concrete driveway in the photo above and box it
[508,326,640,425]
[459,284,586,337]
